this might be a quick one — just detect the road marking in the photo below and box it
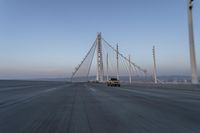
[84,84,96,92]
[89,87,96,92]
[115,87,135,93]
[0,85,41,92]
[114,87,173,98]
[0,84,72,109]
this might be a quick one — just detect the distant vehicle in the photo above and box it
[107,78,120,87]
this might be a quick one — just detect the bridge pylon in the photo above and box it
[71,33,147,83]
[96,32,104,82]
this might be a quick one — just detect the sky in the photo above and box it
[0,0,200,79]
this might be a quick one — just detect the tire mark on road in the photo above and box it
[82,85,94,133]
[66,84,78,133]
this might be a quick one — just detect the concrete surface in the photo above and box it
[0,81,200,133]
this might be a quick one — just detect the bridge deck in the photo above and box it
[0,81,200,133]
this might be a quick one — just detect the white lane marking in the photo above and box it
[115,87,135,93]
[116,87,200,103]
[0,85,41,92]
[89,87,96,92]
[40,84,73,93]
[119,87,191,97]
[0,84,72,109]
[114,87,169,98]
[84,84,96,92]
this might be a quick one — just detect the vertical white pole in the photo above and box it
[153,46,158,84]
[106,53,109,81]
[129,55,132,84]
[96,32,104,82]
[96,34,99,81]
[188,0,198,84]
[116,44,119,80]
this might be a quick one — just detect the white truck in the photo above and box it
[107,78,120,87]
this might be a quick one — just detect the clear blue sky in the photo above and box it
[0,0,200,79]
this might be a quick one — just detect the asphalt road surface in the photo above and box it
[0,80,200,133]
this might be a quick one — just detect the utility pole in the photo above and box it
[129,55,132,84]
[116,44,119,80]
[153,46,158,84]
[188,0,198,84]
[96,32,104,82]
[106,53,109,81]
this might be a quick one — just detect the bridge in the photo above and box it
[71,0,199,85]
[71,32,148,83]
[0,1,199,133]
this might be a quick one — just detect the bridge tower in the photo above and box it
[96,32,104,82]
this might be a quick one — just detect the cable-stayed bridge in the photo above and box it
[71,33,147,83]
[1,1,200,133]
[70,0,199,84]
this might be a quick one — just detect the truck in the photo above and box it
[107,78,120,87]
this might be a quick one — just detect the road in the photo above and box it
[0,80,200,133]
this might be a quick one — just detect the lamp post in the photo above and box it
[153,46,157,84]
[188,0,198,84]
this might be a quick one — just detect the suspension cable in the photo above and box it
[102,38,147,74]
[71,39,97,81]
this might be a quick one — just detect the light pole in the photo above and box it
[106,53,109,81]
[153,46,157,84]
[129,55,132,84]
[116,44,119,80]
[188,0,198,84]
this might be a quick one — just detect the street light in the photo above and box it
[189,0,193,9]
[188,0,198,84]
